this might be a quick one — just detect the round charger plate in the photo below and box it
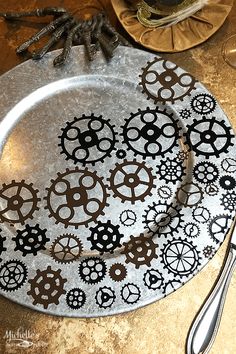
[0,46,235,317]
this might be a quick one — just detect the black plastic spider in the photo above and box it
[0,7,131,66]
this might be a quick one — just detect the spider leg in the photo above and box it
[80,17,98,61]
[0,7,67,19]
[53,22,82,67]
[102,17,132,47]
[16,13,71,53]
[32,19,75,60]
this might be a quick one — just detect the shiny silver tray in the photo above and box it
[0,46,235,317]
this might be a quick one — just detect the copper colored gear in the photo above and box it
[108,159,156,204]
[139,57,196,104]
[50,234,83,263]
[44,167,109,228]
[109,263,127,282]
[121,234,158,269]
[0,180,40,225]
[27,266,67,309]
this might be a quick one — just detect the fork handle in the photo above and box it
[186,246,236,354]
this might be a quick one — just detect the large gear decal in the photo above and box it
[184,117,234,158]
[78,257,106,284]
[143,269,164,290]
[157,157,186,185]
[0,180,40,225]
[139,57,196,104]
[208,214,232,244]
[88,220,123,254]
[191,93,216,115]
[45,167,109,228]
[0,230,6,262]
[95,286,116,308]
[66,288,86,309]
[193,162,219,184]
[0,260,28,292]
[121,234,158,269]
[58,114,118,165]
[12,224,49,257]
[50,234,83,263]
[121,283,141,304]
[27,266,67,309]
[121,107,180,158]
[160,238,201,277]
[143,202,184,236]
[108,159,156,204]
[176,182,203,208]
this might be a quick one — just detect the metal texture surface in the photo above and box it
[0,45,235,317]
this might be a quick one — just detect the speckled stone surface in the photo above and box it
[0,0,236,353]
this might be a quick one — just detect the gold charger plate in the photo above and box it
[111,0,233,52]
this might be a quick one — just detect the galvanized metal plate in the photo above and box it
[0,46,235,317]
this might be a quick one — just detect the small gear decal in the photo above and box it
[27,266,66,309]
[95,286,116,308]
[143,269,164,290]
[179,108,192,120]
[184,117,234,158]
[109,263,127,282]
[208,214,232,244]
[157,186,172,200]
[119,210,137,227]
[139,57,196,104]
[13,224,49,257]
[59,114,118,165]
[78,257,106,284]
[183,222,200,238]
[0,180,40,225]
[176,182,203,208]
[121,283,141,304]
[203,245,216,259]
[160,238,201,277]
[0,260,28,292]
[193,162,219,184]
[220,192,236,212]
[88,220,123,254]
[50,234,83,263]
[143,202,184,235]
[176,151,189,162]
[192,206,211,224]
[121,107,181,159]
[219,175,236,190]
[191,93,216,115]
[205,184,219,196]
[221,158,236,173]
[157,157,186,185]
[0,230,6,262]
[116,149,127,159]
[121,234,158,269]
[66,288,86,309]
[45,167,109,228]
[108,159,156,204]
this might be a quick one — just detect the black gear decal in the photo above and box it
[220,192,236,212]
[121,283,141,304]
[109,263,127,282]
[157,186,172,200]
[0,260,27,292]
[0,229,6,262]
[203,245,216,259]
[50,234,83,263]
[176,151,189,162]
[88,220,123,254]
[0,180,40,225]
[193,162,219,184]
[160,238,201,277]
[66,288,86,309]
[121,234,158,269]
[157,157,186,185]
[79,257,106,284]
[183,222,200,238]
[179,109,191,119]
[45,167,109,228]
[191,93,216,115]
[121,107,181,158]
[205,184,219,196]
[12,224,49,257]
[95,286,116,308]
[143,202,184,236]
[143,269,164,290]
[184,117,234,158]
[192,206,211,224]
[108,159,156,204]
[176,182,203,208]
[208,214,232,244]
[139,57,196,104]
[221,158,236,173]
[119,210,137,227]
[162,279,182,295]
[116,149,127,159]
[27,266,66,309]
[59,114,118,165]
[219,175,236,190]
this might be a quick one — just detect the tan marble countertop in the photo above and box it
[0,1,236,353]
